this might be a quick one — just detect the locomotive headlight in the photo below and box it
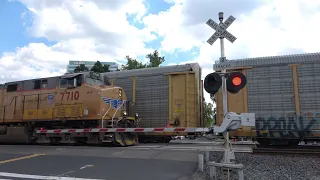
[119,89,122,97]
[122,111,127,116]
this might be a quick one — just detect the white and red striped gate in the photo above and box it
[36,127,210,134]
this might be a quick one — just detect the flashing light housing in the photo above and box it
[226,72,247,94]
[204,72,222,95]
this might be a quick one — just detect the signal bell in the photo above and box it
[226,72,247,94]
[204,72,222,95]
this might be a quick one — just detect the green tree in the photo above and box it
[210,94,217,117]
[90,61,110,73]
[74,64,89,73]
[145,50,165,68]
[121,56,146,70]
[204,101,215,127]
[210,93,216,103]
[121,50,165,71]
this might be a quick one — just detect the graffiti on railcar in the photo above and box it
[255,111,320,139]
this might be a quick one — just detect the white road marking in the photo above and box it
[55,170,75,177]
[129,148,152,150]
[80,165,94,170]
[56,164,94,177]
[112,151,124,156]
[0,172,105,180]
[134,145,162,148]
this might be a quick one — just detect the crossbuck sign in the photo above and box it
[206,15,237,45]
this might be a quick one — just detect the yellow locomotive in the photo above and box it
[0,71,139,146]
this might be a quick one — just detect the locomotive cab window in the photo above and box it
[34,79,48,89]
[7,84,17,92]
[34,80,41,89]
[59,78,68,88]
[41,79,48,88]
[59,75,83,89]
[76,76,82,87]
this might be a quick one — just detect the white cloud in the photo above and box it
[2,0,320,105]
[0,0,154,83]
[142,0,320,102]
[143,3,201,53]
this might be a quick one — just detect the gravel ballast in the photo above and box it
[191,151,320,180]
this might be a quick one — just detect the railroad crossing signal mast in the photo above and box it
[204,12,255,165]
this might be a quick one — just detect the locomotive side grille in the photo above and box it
[56,104,83,118]
[56,106,66,117]
[70,104,83,117]
[70,106,76,117]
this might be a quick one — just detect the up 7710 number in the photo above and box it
[60,91,80,101]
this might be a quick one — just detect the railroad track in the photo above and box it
[253,146,320,155]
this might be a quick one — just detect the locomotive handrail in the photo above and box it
[3,96,16,107]
[2,96,18,120]
[101,100,114,128]
[111,100,126,127]
[135,117,142,127]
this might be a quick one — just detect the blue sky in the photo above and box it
[0,0,30,52]
[0,0,199,67]
[0,1,54,52]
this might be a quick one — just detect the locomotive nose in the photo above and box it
[100,87,125,109]
[100,87,126,120]
[101,87,123,99]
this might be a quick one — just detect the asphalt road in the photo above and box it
[0,144,198,180]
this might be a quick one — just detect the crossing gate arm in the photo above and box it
[36,127,210,134]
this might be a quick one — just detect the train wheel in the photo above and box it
[36,135,52,145]
[60,134,76,145]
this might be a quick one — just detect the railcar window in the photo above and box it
[7,84,17,92]
[34,80,41,89]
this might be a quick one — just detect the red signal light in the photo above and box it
[232,76,242,86]
[226,72,247,94]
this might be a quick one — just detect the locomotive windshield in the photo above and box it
[85,77,104,86]
[85,71,104,86]
[59,72,106,88]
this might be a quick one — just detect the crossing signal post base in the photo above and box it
[207,112,253,180]
[213,112,255,163]
[223,147,235,162]
[208,161,245,180]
